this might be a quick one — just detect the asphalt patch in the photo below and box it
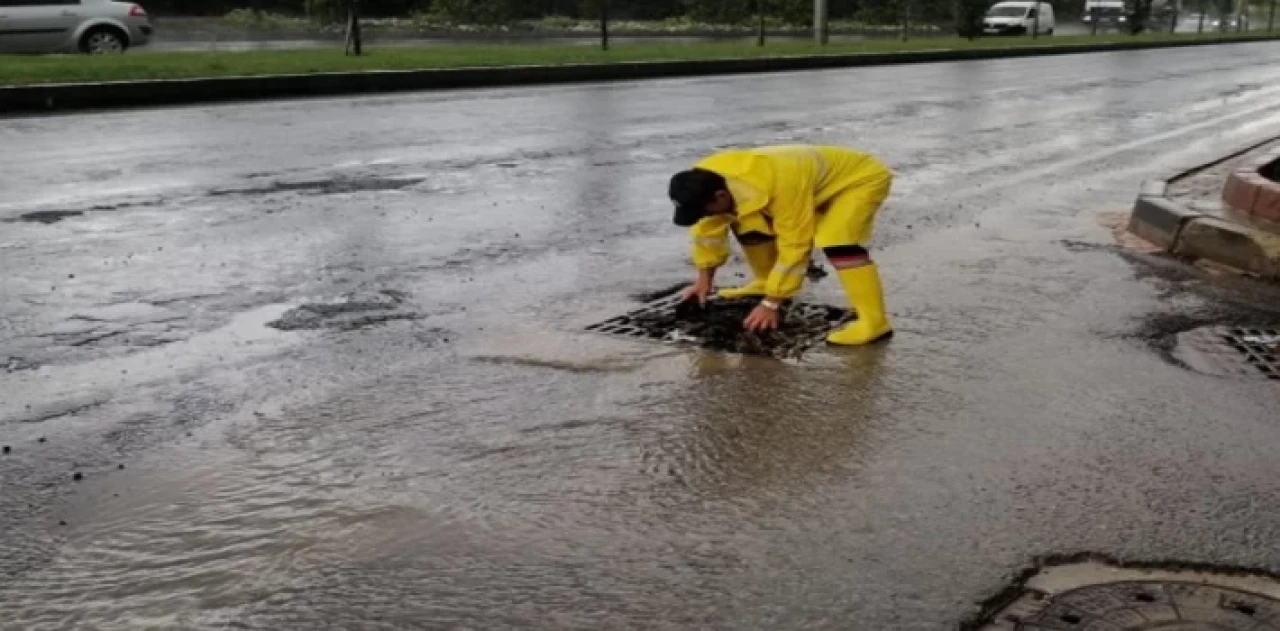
[8,395,110,424]
[588,288,852,359]
[209,176,426,198]
[4,357,38,373]
[268,291,423,331]
[3,210,85,224]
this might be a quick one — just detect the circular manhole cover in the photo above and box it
[976,560,1280,630]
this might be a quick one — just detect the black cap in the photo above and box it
[668,168,726,227]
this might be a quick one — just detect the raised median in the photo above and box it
[2,32,1277,113]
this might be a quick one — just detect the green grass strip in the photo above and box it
[1,31,1274,86]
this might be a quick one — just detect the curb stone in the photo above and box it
[1,35,1279,114]
[1173,217,1280,277]
[1126,139,1280,279]
[1127,194,1198,249]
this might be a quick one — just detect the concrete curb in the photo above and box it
[2,34,1279,114]
[1172,216,1280,277]
[1128,192,1199,250]
[1127,138,1280,279]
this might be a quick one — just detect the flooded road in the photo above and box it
[3,42,1280,629]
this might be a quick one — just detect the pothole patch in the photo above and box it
[1,200,164,224]
[209,176,426,198]
[972,559,1280,630]
[1173,325,1280,381]
[585,287,852,359]
[267,291,422,331]
[2,210,85,225]
[4,357,39,373]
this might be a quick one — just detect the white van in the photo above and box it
[982,1,1056,35]
[1082,0,1127,27]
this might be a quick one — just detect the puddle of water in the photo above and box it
[970,557,1280,630]
[0,304,295,428]
[0,331,897,627]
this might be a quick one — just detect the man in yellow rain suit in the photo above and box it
[668,145,894,345]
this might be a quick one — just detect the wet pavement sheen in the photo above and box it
[3,42,1280,630]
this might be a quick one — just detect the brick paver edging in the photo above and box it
[1223,149,1280,222]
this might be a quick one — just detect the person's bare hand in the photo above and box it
[682,270,715,305]
[743,304,780,332]
[681,283,709,305]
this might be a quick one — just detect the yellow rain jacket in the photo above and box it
[689,145,891,299]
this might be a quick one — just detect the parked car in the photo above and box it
[1211,14,1248,30]
[0,0,152,54]
[982,1,1057,35]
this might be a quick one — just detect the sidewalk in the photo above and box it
[1128,139,1280,278]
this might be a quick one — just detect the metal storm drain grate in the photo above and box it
[1173,326,1280,381]
[585,288,853,359]
[973,560,1280,630]
[1221,328,1280,380]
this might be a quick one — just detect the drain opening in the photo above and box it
[1173,325,1280,381]
[1220,328,1280,380]
[585,288,853,359]
[971,559,1280,630]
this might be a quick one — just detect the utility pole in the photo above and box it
[1032,0,1040,37]
[1269,0,1275,30]
[1198,0,1206,31]
[814,0,829,44]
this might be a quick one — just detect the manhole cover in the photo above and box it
[974,560,1280,630]
[585,288,853,359]
[1173,326,1280,381]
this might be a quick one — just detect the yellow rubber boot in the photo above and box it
[827,263,894,345]
[718,242,777,300]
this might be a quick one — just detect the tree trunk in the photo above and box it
[600,0,609,51]
[757,0,766,46]
[345,0,362,56]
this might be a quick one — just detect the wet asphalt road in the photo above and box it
[4,41,1280,630]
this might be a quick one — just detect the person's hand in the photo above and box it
[743,303,780,332]
[682,269,715,305]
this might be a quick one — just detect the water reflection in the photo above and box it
[652,346,890,501]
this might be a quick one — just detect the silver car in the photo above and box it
[0,0,152,54]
